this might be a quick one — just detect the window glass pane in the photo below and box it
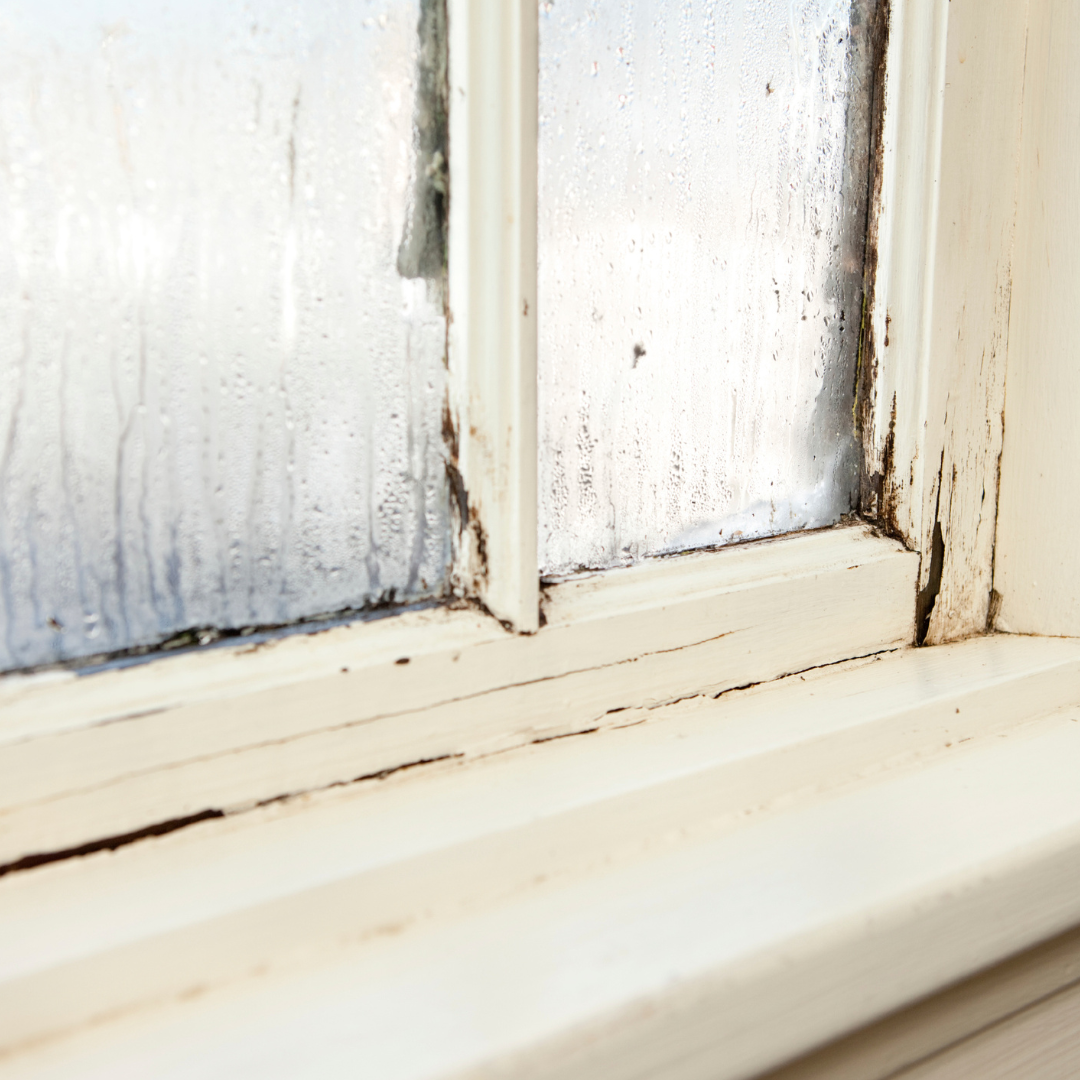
[538,0,876,575]
[0,0,448,669]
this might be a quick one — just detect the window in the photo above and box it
[0,0,884,669]
[5,0,1080,1074]
[0,0,452,671]
[537,0,876,573]
[0,0,913,865]
[0,0,909,864]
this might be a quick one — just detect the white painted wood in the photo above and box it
[3,636,1080,1079]
[0,528,915,867]
[1,635,1075,1057]
[765,926,1080,1080]
[3,5,1074,1076]
[446,0,539,631]
[896,980,1080,1080]
[914,0,1030,644]
[865,0,1030,643]
[993,0,1080,639]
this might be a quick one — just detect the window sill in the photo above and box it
[3,633,1080,1078]
[0,525,913,868]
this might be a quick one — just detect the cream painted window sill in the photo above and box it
[3,630,1080,1079]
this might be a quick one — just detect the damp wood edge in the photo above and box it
[857,0,1029,645]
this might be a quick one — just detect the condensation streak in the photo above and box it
[0,0,449,670]
[538,0,876,575]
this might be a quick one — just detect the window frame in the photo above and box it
[1,0,924,868]
[445,0,539,632]
[2,1,1080,1074]
[0,0,1028,866]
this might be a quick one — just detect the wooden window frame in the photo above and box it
[3,1,1080,1077]
[0,0,926,869]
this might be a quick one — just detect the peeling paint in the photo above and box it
[866,0,1028,645]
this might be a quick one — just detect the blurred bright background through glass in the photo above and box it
[0,0,876,668]
[537,0,876,575]
[0,0,449,670]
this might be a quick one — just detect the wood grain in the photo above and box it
[863,0,1030,644]
[898,980,1080,1079]
[993,0,1080,638]
[763,925,1080,1080]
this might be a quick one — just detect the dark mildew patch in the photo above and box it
[916,519,945,645]
[915,451,947,645]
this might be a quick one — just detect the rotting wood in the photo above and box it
[915,0,1028,645]
[860,0,1030,644]
[916,520,945,646]
[856,0,948,567]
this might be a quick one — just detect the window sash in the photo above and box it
[0,0,995,870]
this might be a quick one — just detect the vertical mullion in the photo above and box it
[447,0,539,632]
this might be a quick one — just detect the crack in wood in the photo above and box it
[0,646,905,883]
[0,810,225,881]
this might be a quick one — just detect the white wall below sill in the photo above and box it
[3,634,1080,1080]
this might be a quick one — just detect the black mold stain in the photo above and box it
[916,519,945,645]
[862,391,904,541]
[915,450,946,645]
[442,398,469,536]
[441,397,491,590]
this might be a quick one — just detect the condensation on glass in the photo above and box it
[0,0,450,670]
[538,0,877,576]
